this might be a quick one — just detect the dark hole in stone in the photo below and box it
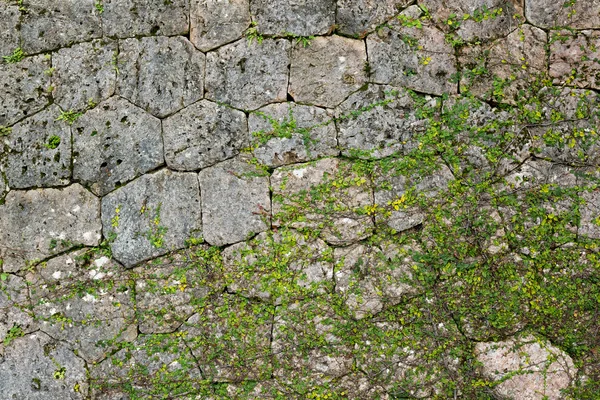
[116,159,122,165]
[287,93,295,101]
[150,25,160,35]
[101,162,108,168]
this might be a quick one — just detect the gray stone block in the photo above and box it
[102,0,189,38]
[0,274,36,347]
[550,30,600,90]
[162,100,249,171]
[289,35,367,108]
[101,169,202,268]
[117,36,205,118]
[336,0,412,36]
[250,0,335,36]
[0,2,20,61]
[581,190,600,239]
[72,96,164,196]
[526,0,600,29]
[4,105,71,189]
[190,0,251,52]
[205,38,290,110]
[198,156,271,246]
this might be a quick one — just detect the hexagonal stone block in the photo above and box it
[248,102,338,167]
[198,156,271,246]
[190,0,251,52]
[162,100,249,171]
[102,0,188,38]
[250,0,335,36]
[526,0,600,29]
[72,97,164,196]
[336,0,412,36]
[0,2,20,60]
[0,332,88,399]
[20,0,102,53]
[52,39,117,112]
[0,54,51,127]
[101,169,202,268]
[367,14,457,96]
[117,36,205,118]
[0,184,101,273]
[3,105,71,189]
[27,250,137,363]
[205,38,290,110]
[550,30,600,90]
[289,35,367,108]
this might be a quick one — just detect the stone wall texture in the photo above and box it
[1,0,600,399]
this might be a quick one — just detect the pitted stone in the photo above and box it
[581,190,600,240]
[367,16,457,96]
[205,38,290,110]
[336,0,412,36]
[117,36,205,118]
[162,100,249,171]
[20,0,102,53]
[0,54,51,127]
[190,0,251,52]
[526,0,600,29]
[250,0,335,36]
[102,0,189,38]
[27,250,137,363]
[101,169,202,268]
[198,156,271,246]
[0,2,20,61]
[52,39,117,112]
[4,105,71,189]
[0,184,101,273]
[72,96,164,196]
[289,35,367,108]
[550,30,600,90]
[0,274,36,346]
[0,331,88,399]
[248,102,338,167]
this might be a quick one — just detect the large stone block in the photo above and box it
[526,0,600,29]
[102,0,189,38]
[72,96,164,196]
[250,0,335,36]
[190,0,251,52]
[117,36,205,118]
[205,38,290,110]
[550,30,600,90]
[336,0,412,36]
[0,2,20,61]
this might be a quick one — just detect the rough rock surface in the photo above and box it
[250,0,335,36]
[101,169,202,268]
[289,35,367,108]
[526,0,600,29]
[20,0,102,53]
[0,184,101,273]
[205,38,290,110]
[248,102,338,167]
[581,190,600,239]
[52,39,117,112]
[476,335,577,399]
[0,274,36,346]
[0,55,51,127]
[163,100,249,171]
[550,30,600,90]
[0,331,88,399]
[102,0,189,38]
[336,0,412,36]
[190,0,251,52]
[4,105,71,189]
[0,2,20,60]
[117,36,205,118]
[72,96,164,196]
[198,156,271,246]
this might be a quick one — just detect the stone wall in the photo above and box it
[1,0,600,399]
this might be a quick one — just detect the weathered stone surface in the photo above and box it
[476,335,577,399]
[20,0,101,53]
[198,156,271,246]
[336,0,412,36]
[117,36,205,118]
[248,102,338,167]
[0,331,88,399]
[52,39,117,112]
[72,96,164,196]
[163,100,249,171]
[0,54,51,127]
[580,190,600,239]
[289,35,367,108]
[101,169,202,268]
[550,30,600,90]
[271,158,374,245]
[0,184,101,273]
[526,0,600,29]
[250,0,335,36]
[4,105,71,189]
[205,38,290,110]
[190,0,251,52]
[336,84,431,159]
[102,0,189,38]
[0,274,36,346]
[0,2,20,60]
[367,11,457,96]
[27,250,137,363]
